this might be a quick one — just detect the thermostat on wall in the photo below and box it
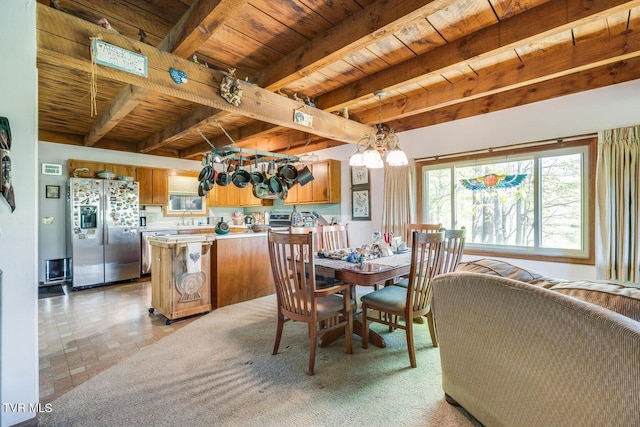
[41,163,62,176]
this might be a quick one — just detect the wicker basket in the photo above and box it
[232,217,245,226]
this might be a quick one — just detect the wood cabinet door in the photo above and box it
[214,184,240,206]
[68,159,104,178]
[138,167,168,205]
[151,169,168,205]
[238,185,258,206]
[311,161,329,202]
[137,167,154,205]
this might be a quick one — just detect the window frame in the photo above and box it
[415,138,596,265]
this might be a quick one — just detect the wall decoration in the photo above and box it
[91,39,148,77]
[351,188,371,220]
[0,116,15,212]
[293,109,313,127]
[46,185,60,199]
[460,173,527,190]
[220,68,243,107]
[351,166,369,186]
[169,68,188,84]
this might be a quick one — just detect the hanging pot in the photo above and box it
[268,175,284,193]
[250,158,267,185]
[297,165,314,186]
[253,182,269,199]
[216,163,231,186]
[278,163,298,186]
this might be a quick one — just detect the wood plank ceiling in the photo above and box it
[36,0,640,161]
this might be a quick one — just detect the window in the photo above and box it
[420,141,592,261]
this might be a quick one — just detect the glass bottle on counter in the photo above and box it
[291,205,302,227]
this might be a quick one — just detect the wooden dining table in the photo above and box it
[313,252,412,348]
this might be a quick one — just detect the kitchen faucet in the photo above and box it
[181,211,194,226]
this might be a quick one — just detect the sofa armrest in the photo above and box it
[432,271,640,427]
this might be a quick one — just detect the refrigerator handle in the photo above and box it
[103,193,108,246]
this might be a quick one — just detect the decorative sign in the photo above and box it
[294,110,313,127]
[41,163,62,176]
[92,39,148,77]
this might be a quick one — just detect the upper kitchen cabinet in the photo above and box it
[284,160,341,205]
[137,167,168,206]
[68,159,136,179]
[209,183,268,207]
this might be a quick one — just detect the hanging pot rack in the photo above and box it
[197,124,299,166]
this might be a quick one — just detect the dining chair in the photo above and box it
[289,225,323,253]
[392,227,467,346]
[361,231,444,368]
[438,227,466,275]
[403,223,442,245]
[267,230,354,375]
[321,223,350,250]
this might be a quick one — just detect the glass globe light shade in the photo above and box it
[362,146,384,169]
[349,151,364,167]
[386,147,409,166]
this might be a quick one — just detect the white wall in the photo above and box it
[316,78,640,281]
[0,2,39,426]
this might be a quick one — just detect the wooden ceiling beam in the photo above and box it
[386,57,640,133]
[255,0,452,91]
[357,22,640,124]
[84,85,150,146]
[158,0,250,57]
[37,4,371,145]
[138,106,222,153]
[316,0,640,112]
[79,0,244,151]
[203,0,640,151]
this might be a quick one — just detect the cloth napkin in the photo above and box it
[186,242,202,273]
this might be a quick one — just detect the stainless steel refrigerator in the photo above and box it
[67,178,141,289]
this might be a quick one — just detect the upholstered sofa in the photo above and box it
[431,258,640,427]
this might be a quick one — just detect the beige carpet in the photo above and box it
[38,293,481,427]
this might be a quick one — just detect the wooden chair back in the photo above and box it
[267,230,353,375]
[289,225,323,253]
[439,227,466,275]
[321,223,350,250]
[403,223,442,245]
[406,231,445,313]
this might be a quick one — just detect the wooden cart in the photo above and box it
[148,234,215,324]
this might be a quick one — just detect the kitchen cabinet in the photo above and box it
[68,159,136,179]
[284,159,341,205]
[209,184,266,207]
[137,167,168,206]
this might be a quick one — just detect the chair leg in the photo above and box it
[273,313,284,355]
[361,306,369,349]
[426,311,438,347]
[308,325,317,375]
[406,315,417,368]
[345,311,353,354]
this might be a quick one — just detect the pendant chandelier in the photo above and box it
[349,90,408,168]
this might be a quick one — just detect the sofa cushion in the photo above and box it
[456,258,557,288]
[549,280,640,322]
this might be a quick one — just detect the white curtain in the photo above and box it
[381,159,416,238]
[595,126,640,281]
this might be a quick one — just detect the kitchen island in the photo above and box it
[211,232,275,308]
[146,227,276,311]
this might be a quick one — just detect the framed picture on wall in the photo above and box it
[46,185,60,199]
[351,166,369,187]
[351,188,371,220]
